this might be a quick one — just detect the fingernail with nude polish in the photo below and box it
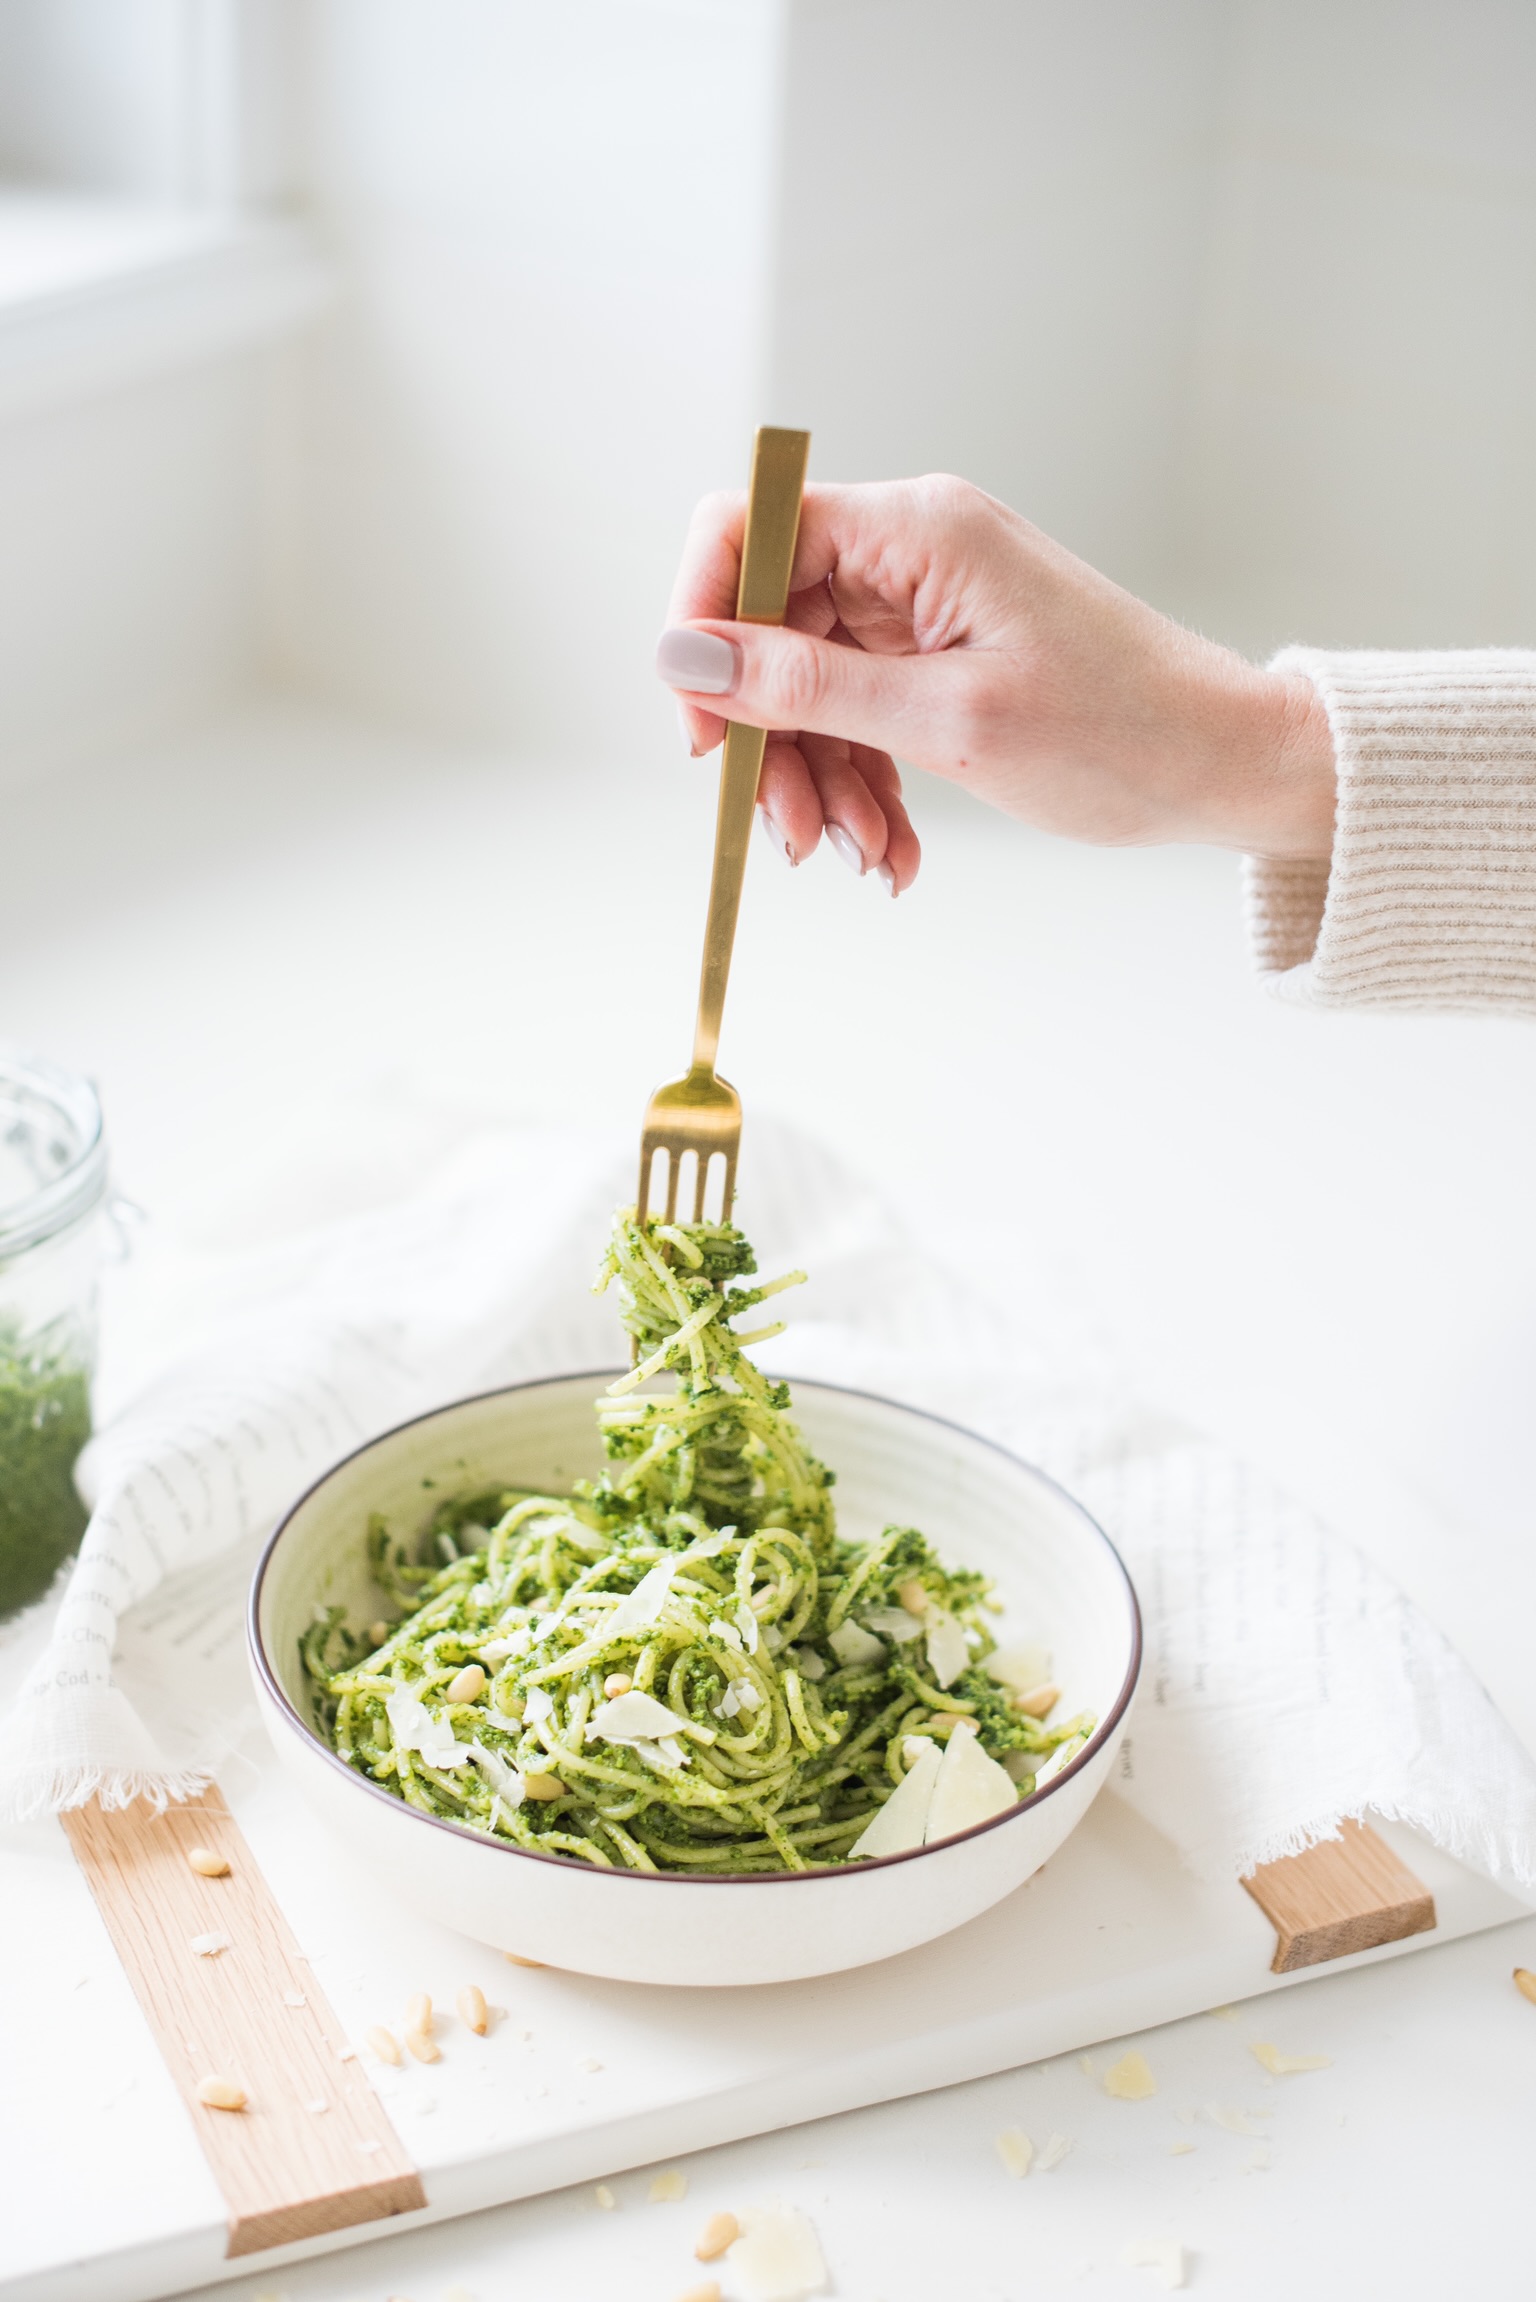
[656,627,739,696]
[676,701,700,755]
[825,823,866,877]
[876,861,897,897]
[759,810,796,866]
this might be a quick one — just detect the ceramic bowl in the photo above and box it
[249,1373,1140,1987]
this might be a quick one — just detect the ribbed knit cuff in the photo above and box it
[1245,647,1536,1013]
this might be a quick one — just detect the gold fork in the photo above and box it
[637,424,811,1227]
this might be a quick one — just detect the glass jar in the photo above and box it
[0,1051,108,1618]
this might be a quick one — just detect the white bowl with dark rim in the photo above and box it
[249,1372,1140,1988]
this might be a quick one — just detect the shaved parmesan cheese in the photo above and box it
[709,1618,744,1650]
[630,1737,688,1771]
[848,1736,943,1858]
[727,2204,828,2301]
[685,1530,734,1559]
[1249,2041,1331,2075]
[522,1687,554,1726]
[985,1640,1052,1693]
[1033,1734,1088,1789]
[606,1557,678,1638]
[1104,2051,1157,2100]
[385,1686,473,1771]
[736,1602,760,1654]
[467,1741,524,1804]
[588,1690,692,1744]
[924,1607,971,1689]
[476,1631,529,1664]
[1120,2237,1185,2289]
[995,2126,1033,2177]
[1037,2133,1073,2171]
[859,1605,925,1644]
[735,1680,762,1710]
[924,1719,1017,1843]
[790,1646,826,1680]
[828,1619,885,1668]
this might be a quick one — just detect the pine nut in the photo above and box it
[195,2075,246,2111]
[676,2285,721,2302]
[406,1992,433,2036]
[405,2027,441,2064]
[928,1713,967,1736]
[694,2210,740,2260]
[594,2183,617,2209]
[505,1951,545,1967]
[603,1672,634,1698]
[367,2026,402,2065]
[522,1773,566,1801]
[896,1578,929,1614]
[445,1664,486,1705]
[650,2169,688,2202]
[457,1985,489,2035]
[1516,1967,1536,2005]
[186,1847,229,1878]
[368,1620,390,1647]
[1012,1682,1061,1719]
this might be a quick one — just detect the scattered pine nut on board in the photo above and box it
[60,1786,424,2256]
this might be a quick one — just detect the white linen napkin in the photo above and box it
[3,1119,1534,1897]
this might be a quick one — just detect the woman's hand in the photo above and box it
[656,476,1335,892]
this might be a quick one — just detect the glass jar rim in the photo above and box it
[0,1049,108,1263]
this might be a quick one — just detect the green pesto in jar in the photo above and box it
[0,1329,90,1618]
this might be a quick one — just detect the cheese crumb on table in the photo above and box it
[727,2206,829,2302]
[1104,2050,1157,2100]
[1249,2040,1332,2074]
[650,2169,689,2203]
[188,1932,229,1958]
[1169,2142,1195,2156]
[1037,2133,1073,2172]
[1206,2104,1267,2136]
[995,2127,1033,2178]
[593,2184,617,2210]
[1120,2237,1186,2289]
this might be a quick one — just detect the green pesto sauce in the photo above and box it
[0,1330,90,1618]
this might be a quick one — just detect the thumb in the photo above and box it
[656,620,936,763]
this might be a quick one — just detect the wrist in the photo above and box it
[1186,656,1337,860]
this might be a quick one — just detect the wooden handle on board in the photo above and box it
[1241,1818,1436,1973]
[62,1785,424,2258]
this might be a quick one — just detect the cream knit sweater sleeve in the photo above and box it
[1244,647,1536,1012]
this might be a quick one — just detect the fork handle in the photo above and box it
[690,426,811,1079]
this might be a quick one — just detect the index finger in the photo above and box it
[666,483,863,630]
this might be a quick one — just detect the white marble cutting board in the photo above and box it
[2,1744,1522,2302]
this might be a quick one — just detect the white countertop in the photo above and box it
[6,700,1536,2297]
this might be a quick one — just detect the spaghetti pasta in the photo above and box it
[305,1209,1093,1873]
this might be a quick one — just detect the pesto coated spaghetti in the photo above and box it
[304,1211,1092,1873]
